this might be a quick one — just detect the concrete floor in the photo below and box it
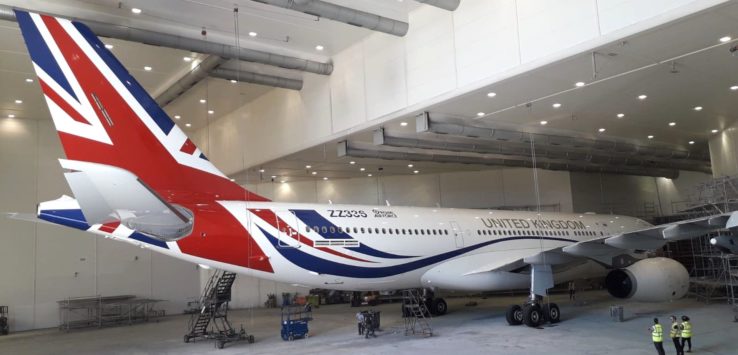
[1,290,737,355]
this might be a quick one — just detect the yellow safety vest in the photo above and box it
[681,321,692,338]
[652,324,663,342]
[670,323,680,338]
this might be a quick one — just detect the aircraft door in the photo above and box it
[275,210,301,248]
[450,221,465,248]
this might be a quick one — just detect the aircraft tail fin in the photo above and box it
[14,10,267,203]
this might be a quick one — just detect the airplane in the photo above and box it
[7,9,738,328]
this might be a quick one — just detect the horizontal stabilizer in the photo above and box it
[60,159,193,241]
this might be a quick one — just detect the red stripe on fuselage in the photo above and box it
[249,209,372,263]
[39,15,273,272]
[38,79,90,125]
[179,139,197,155]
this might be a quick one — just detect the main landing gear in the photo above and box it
[505,300,560,327]
[506,264,560,327]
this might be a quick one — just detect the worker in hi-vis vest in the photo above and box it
[670,315,684,355]
[680,315,692,353]
[649,318,665,355]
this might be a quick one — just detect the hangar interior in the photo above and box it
[2,0,738,353]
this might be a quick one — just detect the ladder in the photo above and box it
[184,270,253,348]
[401,289,432,337]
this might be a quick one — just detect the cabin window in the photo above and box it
[433,230,437,235]
[375,228,379,234]
[388,229,393,235]
[382,228,386,234]
[361,227,365,233]
[321,226,328,234]
[306,226,311,233]
[329,226,335,233]
[415,229,419,235]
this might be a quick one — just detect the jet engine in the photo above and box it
[710,235,738,254]
[605,257,688,302]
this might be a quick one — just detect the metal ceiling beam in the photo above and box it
[338,141,681,179]
[155,56,227,107]
[251,0,409,37]
[0,5,333,75]
[415,0,461,11]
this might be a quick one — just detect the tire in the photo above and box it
[431,298,448,316]
[288,335,294,341]
[505,305,523,326]
[543,303,560,324]
[217,341,225,349]
[183,335,190,343]
[249,335,255,343]
[523,304,542,328]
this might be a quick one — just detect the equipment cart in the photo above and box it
[280,305,313,341]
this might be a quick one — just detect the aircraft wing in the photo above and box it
[562,212,738,261]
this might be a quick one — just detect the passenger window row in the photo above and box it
[476,229,571,237]
[305,225,450,236]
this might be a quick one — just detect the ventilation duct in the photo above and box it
[210,67,303,91]
[155,56,227,107]
[374,129,712,174]
[415,0,461,11]
[251,0,409,37]
[339,141,680,179]
[0,5,333,75]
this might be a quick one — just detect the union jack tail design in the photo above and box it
[15,10,267,202]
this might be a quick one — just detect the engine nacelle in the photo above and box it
[605,257,688,302]
[711,235,738,254]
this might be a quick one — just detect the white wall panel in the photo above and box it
[330,42,367,133]
[363,33,408,119]
[597,0,698,35]
[453,0,520,87]
[517,0,599,63]
[405,5,457,105]
[317,177,381,205]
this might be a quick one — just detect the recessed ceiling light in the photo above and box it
[731,85,738,91]
[648,135,654,139]
[413,170,419,174]
[540,120,548,125]
[271,175,277,179]
[638,94,647,100]
[360,167,366,171]
[598,128,606,133]
[8,114,15,118]
[400,121,408,126]
[248,32,257,37]
[712,129,719,133]
[230,178,235,182]
[486,92,496,98]
[185,123,192,127]
[668,122,676,126]
[323,177,328,180]
[259,169,265,173]
[143,66,152,71]
[131,8,142,14]
[14,99,22,104]
[311,171,317,175]
[367,174,372,177]
[720,36,732,43]
[349,161,355,165]
[617,113,625,118]
[575,82,585,87]
[688,141,695,145]
[408,164,414,168]
[305,165,311,169]
[552,103,562,108]
[207,110,214,115]
[25,78,33,83]
[104,44,113,49]
[174,115,181,119]
[694,106,703,111]
[315,45,324,51]
[200,99,206,103]
[230,79,237,84]
[476,112,485,117]
[183,57,192,62]
[280,180,286,184]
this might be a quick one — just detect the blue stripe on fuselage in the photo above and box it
[258,225,575,278]
[290,209,415,259]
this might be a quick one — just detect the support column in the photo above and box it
[708,125,738,177]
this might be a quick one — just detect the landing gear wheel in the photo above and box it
[288,334,294,341]
[430,298,448,316]
[542,303,560,324]
[248,335,255,343]
[183,335,190,343]
[217,340,225,349]
[523,304,542,328]
[505,305,524,326]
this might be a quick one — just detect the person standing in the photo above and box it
[670,315,684,355]
[568,280,576,301]
[356,312,364,335]
[649,318,666,355]
[680,315,692,353]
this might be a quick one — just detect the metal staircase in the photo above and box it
[184,270,253,349]
[401,289,432,337]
